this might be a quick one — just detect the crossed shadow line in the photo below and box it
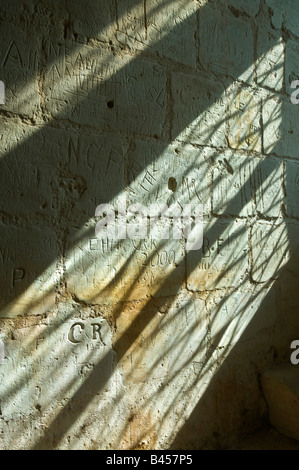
[0,0,293,449]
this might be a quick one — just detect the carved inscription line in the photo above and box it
[68,321,106,346]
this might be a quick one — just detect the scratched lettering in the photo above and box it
[0,25,40,114]
[0,226,57,316]
[44,42,167,135]
[212,151,281,217]
[187,221,248,291]
[172,72,226,147]
[199,5,254,83]
[117,296,206,382]
[251,222,289,283]
[257,27,284,91]
[127,140,210,210]
[65,225,185,303]
[227,85,261,152]
[0,81,5,104]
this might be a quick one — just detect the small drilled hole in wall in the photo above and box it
[168,177,177,192]
[106,100,114,109]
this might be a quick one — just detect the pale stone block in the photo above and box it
[202,0,260,17]
[251,221,289,283]
[172,71,226,147]
[227,84,261,152]
[0,124,126,221]
[115,0,147,55]
[262,364,299,441]
[254,157,282,217]
[285,40,299,99]
[54,129,127,218]
[44,40,167,136]
[127,140,211,212]
[117,295,206,382]
[65,226,185,304]
[116,0,197,67]
[0,121,57,217]
[0,302,114,421]
[0,1,65,38]
[256,27,284,92]
[226,0,260,17]
[281,223,299,278]
[285,161,299,218]
[0,226,57,317]
[1,0,299,451]
[263,96,299,159]
[273,278,299,351]
[69,1,115,43]
[187,220,248,291]
[0,24,40,116]
[64,138,213,303]
[266,0,299,37]
[212,152,254,217]
[212,151,281,217]
[199,5,254,83]
[209,287,276,350]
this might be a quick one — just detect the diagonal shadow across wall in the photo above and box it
[0,0,299,449]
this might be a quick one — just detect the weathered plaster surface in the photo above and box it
[0,0,299,450]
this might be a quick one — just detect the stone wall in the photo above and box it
[0,0,299,450]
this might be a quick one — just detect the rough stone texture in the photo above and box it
[285,161,299,218]
[116,0,197,67]
[171,71,226,147]
[0,24,41,117]
[263,94,299,159]
[256,26,284,92]
[198,4,254,83]
[285,40,299,98]
[261,364,299,441]
[265,0,299,37]
[211,150,281,217]
[186,220,248,291]
[0,0,299,451]
[0,226,57,317]
[251,222,289,283]
[43,42,167,136]
[226,84,262,153]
